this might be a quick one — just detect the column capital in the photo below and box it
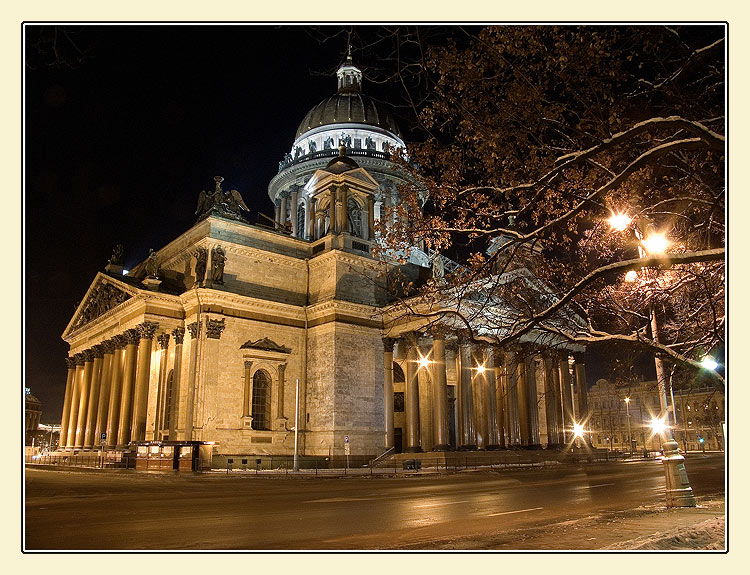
[382,337,396,352]
[572,351,586,364]
[91,344,105,359]
[456,329,473,346]
[124,328,140,346]
[187,321,200,339]
[81,349,95,363]
[65,356,77,370]
[137,321,159,340]
[244,360,253,370]
[430,323,448,340]
[74,353,86,366]
[100,339,116,355]
[401,331,418,347]
[111,334,127,349]
[172,327,186,345]
[205,317,226,340]
[157,333,171,350]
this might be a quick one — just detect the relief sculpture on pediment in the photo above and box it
[71,281,131,331]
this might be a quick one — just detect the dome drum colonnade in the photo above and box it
[382,328,589,453]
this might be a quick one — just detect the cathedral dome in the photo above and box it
[294,54,401,140]
[295,93,401,140]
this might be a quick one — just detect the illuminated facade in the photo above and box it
[585,379,725,452]
[57,56,590,464]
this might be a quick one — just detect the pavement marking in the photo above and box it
[307,497,373,503]
[414,500,471,509]
[486,507,543,517]
[589,483,616,488]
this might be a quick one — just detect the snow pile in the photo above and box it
[605,517,725,550]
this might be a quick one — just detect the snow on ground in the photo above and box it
[605,517,725,550]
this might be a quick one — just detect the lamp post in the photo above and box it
[624,397,633,457]
[608,212,695,507]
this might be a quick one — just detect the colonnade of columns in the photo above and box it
[383,330,588,452]
[275,185,377,242]
[59,320,192,450]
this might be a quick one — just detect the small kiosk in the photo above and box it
[134,441,213,471]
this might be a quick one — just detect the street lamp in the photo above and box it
[624,397,633,457]
[607,212,695,507]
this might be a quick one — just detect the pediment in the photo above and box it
[240,337,291,354]
[65,273,137,336]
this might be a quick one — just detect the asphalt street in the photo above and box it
[24,454,725,550]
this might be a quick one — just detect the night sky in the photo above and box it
[24,25,404,422]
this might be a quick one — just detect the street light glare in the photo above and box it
[650,417,668,435]
[418,356,430,370]
[642,233,669,254]
[572,422,585,438]
[475,364,486,375]
[624,270,638,282]
[608,212,632,232]
[701,357,718,371]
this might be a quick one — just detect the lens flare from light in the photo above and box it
[650,417,667,435]
[476,364,486,375]
[418,356,430,370]
[624,270,638,282]
[573,422,585,438]
[608,212,632,232]
[642,233,669,254]
[701,357,718,371]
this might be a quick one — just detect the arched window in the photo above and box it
[347,197,363,238]
[252,370,272,430]
[393,362,405,383]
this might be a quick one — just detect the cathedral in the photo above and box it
[57,54,590,468]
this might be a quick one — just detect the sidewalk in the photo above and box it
[390,495,725,550]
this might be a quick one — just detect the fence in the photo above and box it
[25,452,135,469]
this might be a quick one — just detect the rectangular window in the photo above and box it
[394,392,405,412]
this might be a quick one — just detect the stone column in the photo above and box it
[367,195,375,240]
[168,328,185,441]
[328,190,336,235]
[383,186,393,226]
[117,329,140,447]
[243,360,253,418]
[274,200,280,226]
[502,351,521,446]
[280,195,288,229]
[493,350,506,448]
[197,318,225,440]
[559,354,575,442]
[94,340,114,447]
[59,357,77,449]
[483,347,501,449]
[457,332,477,450]
[573,352,588,424]
[509,349,531,447]
[474,348,488,450]
[66,355,85,448]
[382,338,395,450]
[83,345,105,448]
[132,321,159,443]
[184,321,200,441]
[154,333,170,439]
[74,349,94,448]
[431,328,450,451]
[543,353,562,448]
[403,332,421,452]
[525,355,542,448]
[290,190,299,238]
[105,335,126,448]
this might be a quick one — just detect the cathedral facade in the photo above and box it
[57,56,590,465]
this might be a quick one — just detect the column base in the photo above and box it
[527,443,544,450]
[403,446,422,453]
[545,443,566,450]
[485,444,503,451]
[458,444,477,451]
[431,444,451,451]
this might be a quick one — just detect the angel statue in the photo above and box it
[146,249,160,278]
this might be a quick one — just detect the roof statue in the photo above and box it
[195,176,250,223]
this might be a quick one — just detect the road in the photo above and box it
[24,454,725,550]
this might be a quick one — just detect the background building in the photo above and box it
[585,379,724,453]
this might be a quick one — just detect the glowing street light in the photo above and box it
[607,212,632,232]
[475,364,486,375]
[417,356,430,370]
[701,357,718,371]
[625,397,633,457]
[650,416,668,436]
[642,233,669,254]
[624,270,639,282]
[572,422,585,439]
